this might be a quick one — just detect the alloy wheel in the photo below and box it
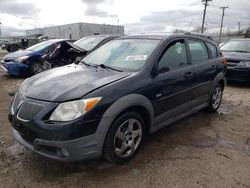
[212,87,222,109]
[113,118,142,158]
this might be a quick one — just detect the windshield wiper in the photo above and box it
[233,50,250,53]
[97,64,123,72]
[221,49,250,53]
[81,61,98,68]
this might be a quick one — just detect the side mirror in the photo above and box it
[152,66,170,76]
[158,67,170,74]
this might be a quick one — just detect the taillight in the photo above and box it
[222,57,227,65]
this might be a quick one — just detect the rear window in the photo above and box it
[188,40,209,63]
[206,42,218,58]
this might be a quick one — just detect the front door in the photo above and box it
[151,39,194,126]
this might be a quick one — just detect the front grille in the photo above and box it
[227,60,240,68]
[17,102,44,121]
[3,59,13,63]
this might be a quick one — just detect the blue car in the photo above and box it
[0,39,73,77]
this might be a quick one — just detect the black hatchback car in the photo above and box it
[220,39,250,82]
[9,33,226,163]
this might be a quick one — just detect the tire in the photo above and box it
[206,84,223,113]
[103,111,146,164]
[29,62,43,75]
[10,45,19,52]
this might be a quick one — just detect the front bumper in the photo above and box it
[0,60,8,73]
[10,92,104,162]
[0,60,29,76]
[13,129,101,162]
[226,68,250,82]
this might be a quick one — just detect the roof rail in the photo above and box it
[184,32,214,41]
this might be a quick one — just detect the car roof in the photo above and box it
[120,32,214,41]
[83,34,121,38]
[120,33,168,40]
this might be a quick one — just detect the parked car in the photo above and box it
[220,39,250,82]
[42,35,119,70]
[0,39,74,76]
[9,33,226,163]
[2,38,39,52]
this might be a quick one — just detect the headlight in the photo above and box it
[49,97,102,122]
[237,61,250,68]
[17,56,29,63]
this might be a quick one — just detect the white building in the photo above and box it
[26,22,124,40]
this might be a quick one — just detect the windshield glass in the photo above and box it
[221,40,250,52]
[26,40,59,51]
[80,39,160,71]
[73,36,106,51]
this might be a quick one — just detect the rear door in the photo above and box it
[151,39,194,125]
[187,39,217,107]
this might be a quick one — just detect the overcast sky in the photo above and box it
[0,0,250,35]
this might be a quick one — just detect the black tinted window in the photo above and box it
[188,40,208,63]
[158,40,188,70]
[206,42,218,58]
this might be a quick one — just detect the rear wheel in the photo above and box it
[103,112,145,164]
[206,84,223,112]
[29,62,43,75]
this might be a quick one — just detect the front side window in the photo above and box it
[188,40,209,63]
[26,40,60,51]
[81,39,160,71]
[158,40,188,70]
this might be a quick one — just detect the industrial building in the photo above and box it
[26,22,124,40]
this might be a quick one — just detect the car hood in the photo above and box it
[20,65,130,102]
[222,51,250,61]
[4,50,33,61]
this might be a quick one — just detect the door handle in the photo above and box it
[184,72,193,78]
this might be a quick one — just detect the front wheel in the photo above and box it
[206,84,223,112]
[103,112,145,164]
[29,62,43,75]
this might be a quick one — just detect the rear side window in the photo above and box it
[158,40,188,70]
[206,42,218,58]
[187,40,208,63]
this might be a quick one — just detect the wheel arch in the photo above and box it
[96,94,154,153]
[210,72,226,97]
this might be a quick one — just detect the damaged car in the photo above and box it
[0,39,74,77]
[42,35,120,70]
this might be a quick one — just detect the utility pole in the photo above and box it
[219,6,228,42]
[117,19,119,34]
[238,22,241,35]
[0,21,2,37]
[201,0,212,33]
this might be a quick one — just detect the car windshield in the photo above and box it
[80,39,160,71]
[26,40,59,51]
[220,40,250,53]
[73,36,107,51]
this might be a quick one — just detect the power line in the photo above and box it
[201,0,212,33]
[219,6,229,42]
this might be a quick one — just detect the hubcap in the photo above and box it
[33,63,43,73]
[113,118,142,158]
[212,87,222,109]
